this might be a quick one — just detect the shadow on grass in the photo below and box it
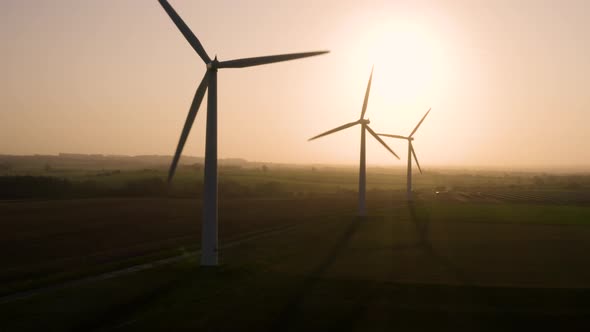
[270,216,361,330]
[407,201,471,285]
[71,265,204,332]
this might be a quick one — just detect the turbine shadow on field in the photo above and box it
[271,216,361,329]
[406,201,471,285]
[72,270,198,332]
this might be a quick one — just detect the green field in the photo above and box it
[3,201,590,331]
[1,155,590,330]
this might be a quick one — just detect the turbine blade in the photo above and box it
[308,121,359,141]
[366,125,400,159]
[411,144,423,174]
[359,66,374,120]
[377,133,408,140]
[158,0,211,63]
[168,71,209,182]
[409,107,431,137]
[218,51,329,68]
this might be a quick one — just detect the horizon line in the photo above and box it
[1,153,590,173]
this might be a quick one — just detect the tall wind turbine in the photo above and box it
[158,0,329,266]
[309,68,400,216]
[378,108,431,201]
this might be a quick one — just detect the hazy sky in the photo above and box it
[1,0,589,169]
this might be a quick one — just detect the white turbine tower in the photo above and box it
[158,0,329,266]
[378,108,431,201]
[309,68,400,216]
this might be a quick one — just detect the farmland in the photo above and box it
[1,155,590,330]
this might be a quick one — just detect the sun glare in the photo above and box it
[360,19,448,112]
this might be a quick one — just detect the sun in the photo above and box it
[361,19,448,108]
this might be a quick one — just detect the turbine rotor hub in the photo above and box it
[207,56,220,70]
[360,119,370,125]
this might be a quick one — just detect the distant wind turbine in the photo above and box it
[309,67,400,216]
[378,108,431,201]
[158,0,329,266]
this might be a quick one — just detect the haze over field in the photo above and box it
[1,0,589,169]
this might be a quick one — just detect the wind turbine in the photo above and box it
[378,108,431,201]
[308,68,400,216]
[158,0,329,266]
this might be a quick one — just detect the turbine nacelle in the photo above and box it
[206,56,220,70]
[359,119,371,125]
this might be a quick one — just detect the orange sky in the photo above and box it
[1,0,589,169]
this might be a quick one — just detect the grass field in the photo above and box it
[1,157,590,330]
[0,195,395,295]
[2,200,590,331]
